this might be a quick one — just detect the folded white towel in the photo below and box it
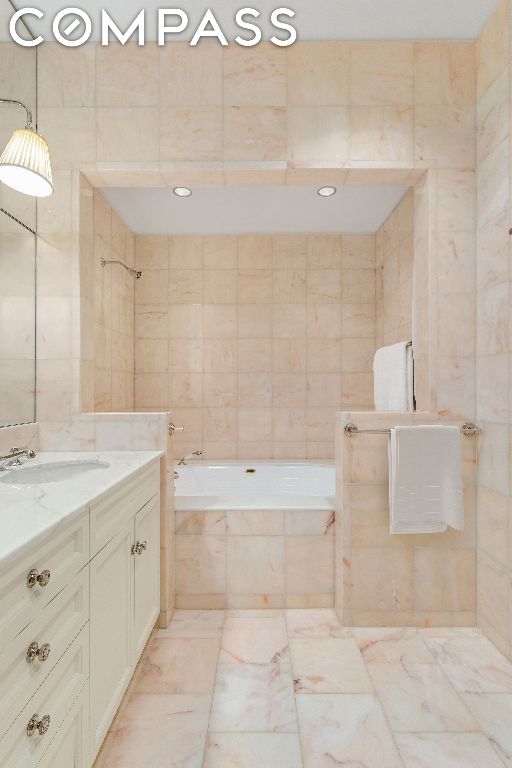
[374,341,414,412]
[389,425,464,535]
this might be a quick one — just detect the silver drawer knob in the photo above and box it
[26,713,51,737]
[168,422,184,436]
[26,569,51,589]
[26,641,51,664]
[131,540,147,556]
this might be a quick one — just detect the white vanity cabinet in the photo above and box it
[0,456,161,768]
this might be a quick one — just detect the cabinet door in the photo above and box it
[89,527,133,761]
[133,496,160,660]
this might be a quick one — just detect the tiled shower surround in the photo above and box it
[134,233,376,460]
[475,0,512,660]
[175,508,335,609]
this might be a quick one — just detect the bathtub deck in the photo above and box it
[94,610,512,768]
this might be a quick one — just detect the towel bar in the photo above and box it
[344,422,480,438]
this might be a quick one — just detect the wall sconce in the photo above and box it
[0,99,53,198]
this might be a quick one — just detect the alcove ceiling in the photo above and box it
[1,0,500,41]
[102,185,409,235]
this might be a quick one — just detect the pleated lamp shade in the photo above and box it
[0,127,53,197]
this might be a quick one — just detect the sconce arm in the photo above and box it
[0,99,33,129]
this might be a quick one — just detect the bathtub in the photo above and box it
[174,460,335,511]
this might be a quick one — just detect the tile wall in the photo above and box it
[335,411,477,627]
[175,507,335,609]
[134,234,376,460]
[475,0,512,659]
[376,188,414,349]
[92,191,135,412]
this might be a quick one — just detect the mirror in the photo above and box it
[0,209,36,426]
[0,0,37,427]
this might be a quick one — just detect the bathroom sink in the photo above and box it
[0,460,110,485]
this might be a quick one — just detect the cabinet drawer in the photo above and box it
[37,685,88,768]
[0,512,89,647]
[0,626,89,768]
[0,568,89,738]
[90,460,160,556]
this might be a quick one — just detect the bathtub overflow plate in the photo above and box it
[245,468,256,474]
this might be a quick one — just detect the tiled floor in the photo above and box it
[95,610,512,768]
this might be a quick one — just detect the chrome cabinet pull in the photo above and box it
[131,541,147,556]
[26,713,51,737]
[26,569,51,589]
[168,422,184,436]
[26,641,51,664]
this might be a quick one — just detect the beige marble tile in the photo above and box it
[209,662,297,733]
[350,42,414,105]
[395,733,505,768]
[350,105,414,161]
[176,535,226,596]
[224,45,286,106]
[288,42,349,106]
[463,693,512,767]
[369,661,478,732]
[228,536,285,596]
[96,107,159,163]
[103,694,210,768]
[413,549,476,613]
[297,694,403,768]
[286,537,334,596]
[224,107,287,161]
[160,106,223,161]
[220,616,288,665]
[96,43,158,106]
[353,628,435,663]
[203,732,302,768]
[160,42,223,106]
[137,638,219,694]
[424,635,512,693]
[415,106,475,168]
[291,638,372,694]
[176,511,226,535]
[285,610,349,639]
[38,43,95,106]
[415,43,475,107]
[287,106,350,162]
[227,510,284,536]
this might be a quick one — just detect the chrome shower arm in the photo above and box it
[0,99,33,128]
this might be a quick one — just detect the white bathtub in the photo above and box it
[174,460,335,511]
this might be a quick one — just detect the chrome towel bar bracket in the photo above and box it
[344,422,481,438]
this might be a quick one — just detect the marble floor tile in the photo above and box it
[290,638,372,693]
[296,694,403,768]
[136,638,220,694]
[203,733,303,768]
[395,733,506,768]
[463,693,512,767]
[209,662,298,733]
[285,609,351,639]
[423,636,512,693]
[157,610,225,638]
[220,616,289,664]
[368,661,479,732]
[354,627,435,663]
[102,694,211,768]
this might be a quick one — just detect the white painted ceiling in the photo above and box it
[102,186,409,235]
[1,0,500,41]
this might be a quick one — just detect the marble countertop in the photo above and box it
[0,451,162,571]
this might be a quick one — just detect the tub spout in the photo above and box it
[177,450,202,467]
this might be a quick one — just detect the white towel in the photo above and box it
[374,341,414,411]
[389,425,464,535]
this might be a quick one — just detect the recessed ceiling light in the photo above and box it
[317,186,337,197]
[173,186,192,197]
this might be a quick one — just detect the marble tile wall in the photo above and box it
[475,0,512,659]
[335,412,477,627]
[376,188,414,349]
[174,508,335,609]
[134,234,376,460]
[92,191,135,412]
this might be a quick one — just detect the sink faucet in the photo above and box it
[0,447,36,470]
[177,451,202,467]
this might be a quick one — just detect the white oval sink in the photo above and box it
[0,460,110,485]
